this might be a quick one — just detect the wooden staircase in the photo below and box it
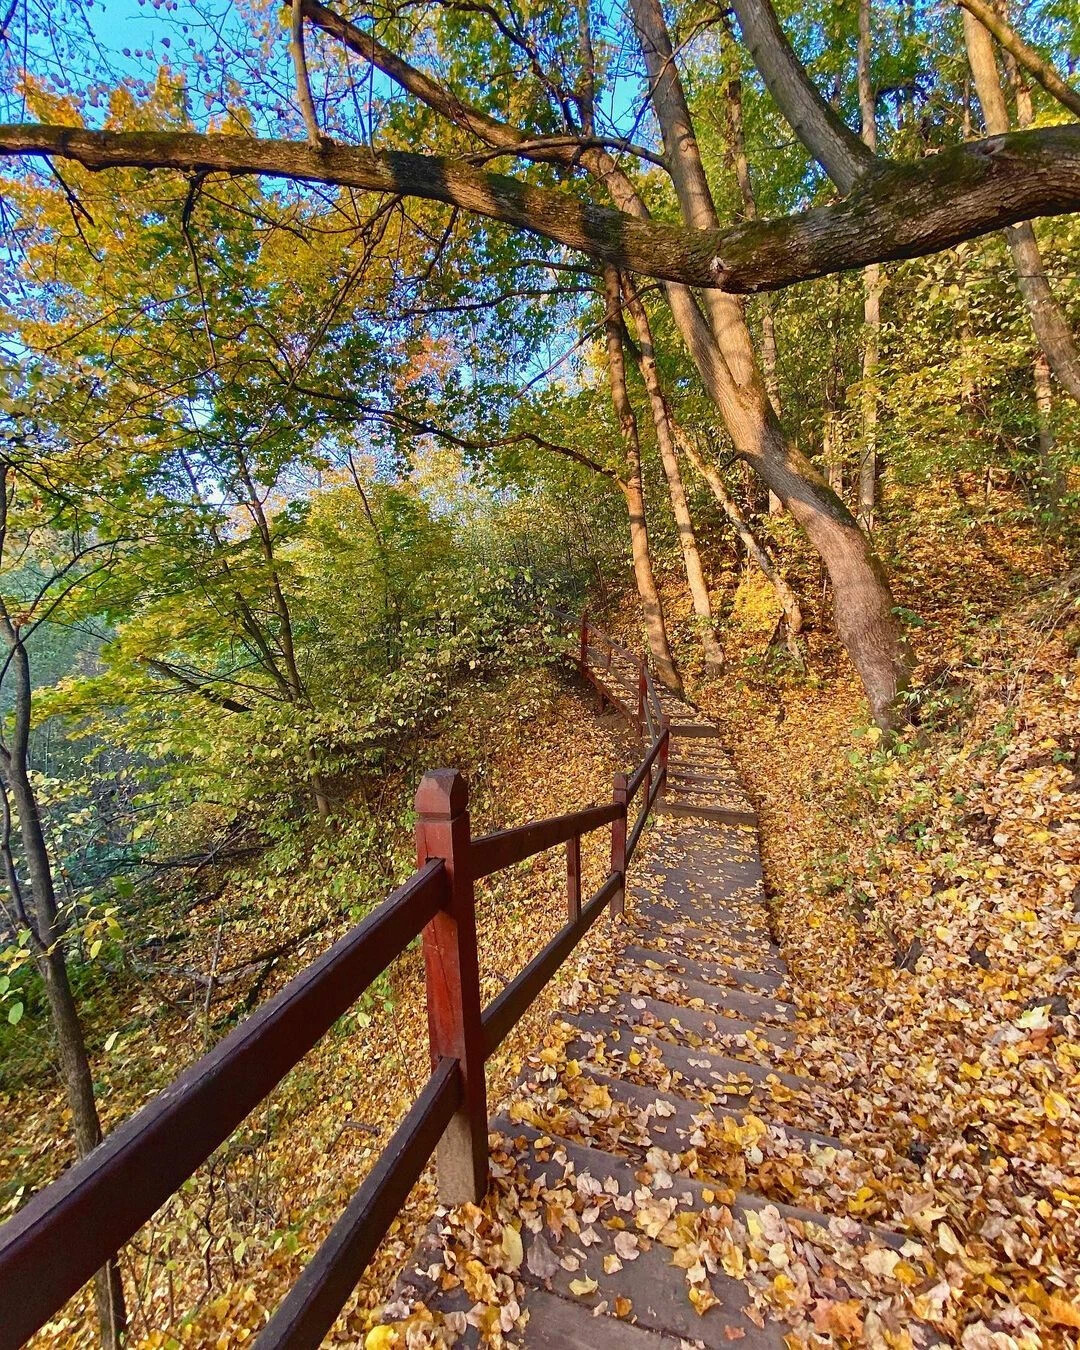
[388,624,927,1346]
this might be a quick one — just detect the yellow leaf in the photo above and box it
[1044,1091,1071,1123]
[689,1285,720,1315]
[569,1276,598,1297]
[1046,1295,1080,1329]
[501,1224,523,1271]
[364,1328,398,1350]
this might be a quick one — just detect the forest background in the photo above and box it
[0,0,1078,1343]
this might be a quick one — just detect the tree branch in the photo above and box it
[138,658,253,712]
[728,0,875,193]
[2,123,1080,292]
[955,0,1080,121]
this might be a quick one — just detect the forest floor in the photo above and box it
[357,487,1080,1348]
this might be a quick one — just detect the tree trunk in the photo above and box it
[236,451,331,820]
[674,425,805,662]
[620,276,725,676]
[601,266,684,693]
[0,628,126,1348]
[962,6,1080,404]
[720,16,785,516]
[857,0,883,530]
[1009,58,1063,505]
[628,0,910,727]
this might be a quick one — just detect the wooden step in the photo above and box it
[655,800,758,825]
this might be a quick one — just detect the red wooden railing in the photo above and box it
[0,616,668,1350]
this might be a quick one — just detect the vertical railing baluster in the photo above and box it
[610,772,628,917]
[566,834,581,924]
[637,654,647,741]
[579,611,589,675]
[414,770,488,1205]
[659,717,670,798]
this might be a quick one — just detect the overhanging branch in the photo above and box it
[1,123,1080,293]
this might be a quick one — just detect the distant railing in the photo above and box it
[0,615,668,1350]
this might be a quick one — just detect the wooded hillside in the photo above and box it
[0,0,1077,1343]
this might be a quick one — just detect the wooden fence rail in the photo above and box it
[0,613,669,1350]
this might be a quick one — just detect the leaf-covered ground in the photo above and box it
[359,492,1080,1348]
[704,508,1080,1344]
[7,666,635,1348]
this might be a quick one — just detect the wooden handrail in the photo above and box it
[0,860,447,1350]
[626,728,666,802]
[0,612,671,1350]
[482,871,620,1055]
[471,801,621,879]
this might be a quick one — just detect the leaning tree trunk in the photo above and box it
[857,0,884,530]
[721,11,784,515]
[620,275,725,676]
[627,0,910,726]
[601,266,684,693]
[962,5,1080,404]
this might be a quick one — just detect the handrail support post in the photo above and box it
[415,770,488,1206]
[609,772,628,917]
[566,834,581,924]
[659,718,670,797]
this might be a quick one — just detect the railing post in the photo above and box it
[579,612,589,673]
[609,772,628,917]
[566,834,581,924]
[659,717,670,797]
[414,770,488,1206]
[637,655,647,740]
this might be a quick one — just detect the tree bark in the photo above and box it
[720,16,784,514]
[962,7,1080,403]
[4,121,1080,296]
[620,275,725,675]
[601,266,684,693]
[728,0,875,193]
[628,0,910,725]
[857,0,883,530]
[0,626,126,1349]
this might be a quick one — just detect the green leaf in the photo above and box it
[8,1002,24,1026]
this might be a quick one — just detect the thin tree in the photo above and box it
[961,3,1080,406]
[601,266,683,693]
[0,459,127,1348]
[857,0,884,530]
[619,273,725,676]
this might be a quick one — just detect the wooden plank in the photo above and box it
[481,872,619,1055]
[668,723,720,738]
[255,1058,460,1350]
[471,802,619,879]
[626,729,665,801]
[0,860,448,1350]
[654,800,758,825]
